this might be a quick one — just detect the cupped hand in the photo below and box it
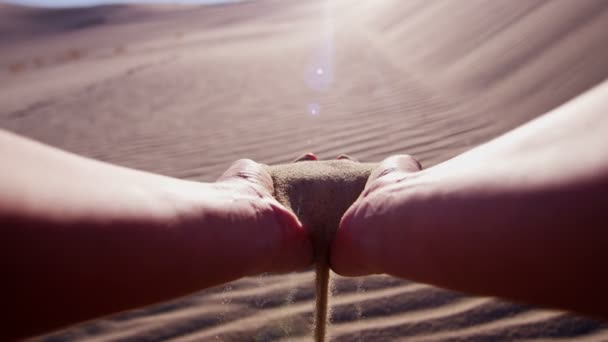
[211,159,313,275]
[330,154,422,276]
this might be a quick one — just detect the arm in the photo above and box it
[0,131,311,340]
[332,80,608,318]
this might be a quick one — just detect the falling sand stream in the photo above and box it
[268,156,377,341]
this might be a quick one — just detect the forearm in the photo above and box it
[390,82,608,315]
[0,130,181,221]
[336,80,608,317]
[0,131,278,338]
[3,202,276,337]
[377,167,608,317]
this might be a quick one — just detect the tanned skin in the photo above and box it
[332,80,608,319]
[3,79,608,340]
[0,131,312,340]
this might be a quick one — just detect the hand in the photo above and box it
[0,131,315,339]
[330,154,421,276]
[211,159,313,274]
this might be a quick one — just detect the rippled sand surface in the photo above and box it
[2,1,608,340]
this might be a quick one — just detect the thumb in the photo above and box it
[217,159,274,195]
[218,159,312,273]
[362,154,421,196]
[331,154,421,276]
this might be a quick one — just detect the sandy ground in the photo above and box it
[2,0,608,340]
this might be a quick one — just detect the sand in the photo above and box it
[268,158,377,341]
[2,0,608,340]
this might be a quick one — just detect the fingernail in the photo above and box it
[305,153,317,160]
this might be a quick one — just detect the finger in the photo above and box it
[265,203,313,273]
[217,159,274,194]
[331,195,388,276]
[336,154,358,162]
[365,154,421,190]
[331,208,366,276]
[332,155,421,276]
[294,152,317,162]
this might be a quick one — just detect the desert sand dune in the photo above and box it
[2,0,608,340]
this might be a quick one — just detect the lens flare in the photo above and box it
[308,103,321,117]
